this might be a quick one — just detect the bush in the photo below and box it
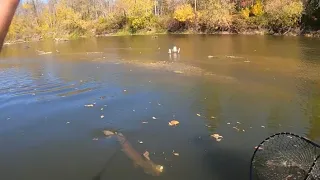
[153,16,170,32]
[95,13,126,34]
[251,0,264,17]
[241,7,250,19]
[197,0,235,32]
[173,4,195,23]
[264,0,303,33]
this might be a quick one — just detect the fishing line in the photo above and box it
[92,129,128,180]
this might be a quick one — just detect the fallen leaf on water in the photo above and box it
[196,114,201,117]
[173,152,180,156]
[84,104,94,107]
[152,117,157,120]
[143,151,150,160]
[211,134,223,142]
[169,120,180,126]
[103,130,115,136]
[101,115,105,119]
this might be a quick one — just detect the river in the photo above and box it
[0,35,320,180]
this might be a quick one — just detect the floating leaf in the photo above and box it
[84,104,94,107]
[173,152,180,156]
[103,130,115,136]
[233,127,240,131]
[211,133,223,142]
[169,120,180,126]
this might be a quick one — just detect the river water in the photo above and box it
[0,35,320,180]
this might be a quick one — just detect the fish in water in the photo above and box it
[103,130,164,176]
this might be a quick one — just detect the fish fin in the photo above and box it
[143,151,151,161]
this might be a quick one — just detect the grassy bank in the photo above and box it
[5,0,320,43]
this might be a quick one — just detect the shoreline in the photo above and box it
[4,30,320,46]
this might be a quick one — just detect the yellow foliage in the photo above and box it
[173,4,195,22]
[251,0,264,16]
[22,3,32,10]
[241,8,250,19]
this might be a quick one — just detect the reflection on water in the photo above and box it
[0,35,320,180]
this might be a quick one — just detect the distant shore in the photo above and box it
[4,30,320,46]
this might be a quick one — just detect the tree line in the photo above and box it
[6,0,320,41]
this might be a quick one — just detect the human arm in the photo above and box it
[0,0,20,51]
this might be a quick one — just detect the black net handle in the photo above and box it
[304,154,320,180]
[249,132,320,180]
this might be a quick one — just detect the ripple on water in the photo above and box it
[0,64,101,109]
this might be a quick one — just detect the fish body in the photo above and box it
[103,131,163,176]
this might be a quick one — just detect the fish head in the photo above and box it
[150,164,164,176]
[156,165,164,173]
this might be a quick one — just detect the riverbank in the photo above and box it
[4,29,320,46]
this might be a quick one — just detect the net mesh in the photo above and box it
[251,133,320,180]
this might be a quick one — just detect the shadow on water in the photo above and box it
[202,148,250,180]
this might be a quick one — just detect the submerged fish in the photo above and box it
[103,130,164,176]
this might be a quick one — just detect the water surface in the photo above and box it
[1,35,320,180]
